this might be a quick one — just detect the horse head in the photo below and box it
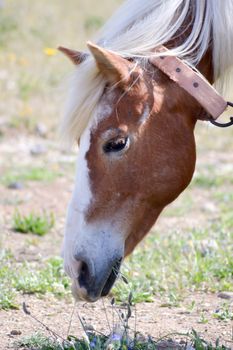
[60,43,205,301]
[59,0,233,302]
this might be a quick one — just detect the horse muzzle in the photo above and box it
[71,255,122,302]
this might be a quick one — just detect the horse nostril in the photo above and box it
[74,255,122,299]
[80,261,88,275]
[75,257,94,289]
[79,261,89,285]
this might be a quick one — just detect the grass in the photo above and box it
[2,212,231,309]
[0,12,18,48]
[1,201,232,309]
[213,303,233,321]
[13,210,55,236]
[2,166,60,186]
[191,164,233,189]
[84,16,104,31]
[0,252,70,310]
[113,214,233,303]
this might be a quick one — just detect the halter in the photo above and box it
[149,46,233,128]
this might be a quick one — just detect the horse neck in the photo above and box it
[196,47,214,84]
[166,4,214,84]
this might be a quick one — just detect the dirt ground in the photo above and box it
[0,127,233,350]
[1,292,233,349]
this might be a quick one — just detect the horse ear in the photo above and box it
[58,46,87,65]
[87,41,133,87]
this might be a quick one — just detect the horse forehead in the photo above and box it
[96,78,152,129]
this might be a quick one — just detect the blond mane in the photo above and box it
[61,0,233,146]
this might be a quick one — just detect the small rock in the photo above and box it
[7,182,24,190]
[10,330,22,336]
[178,309,191,315]
[218,292,233,300]
[85,324,95,331]
[35,123,48,137]
[30,144,47,156]
[156,339,182,349]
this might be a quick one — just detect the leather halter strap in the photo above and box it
[149,46,227,120]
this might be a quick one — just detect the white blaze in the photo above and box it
[63,122,92,279]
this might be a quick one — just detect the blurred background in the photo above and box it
[0,0,232,348]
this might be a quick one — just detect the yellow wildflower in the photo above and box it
[43,47,57,56]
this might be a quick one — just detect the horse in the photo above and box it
[59,0,233,302]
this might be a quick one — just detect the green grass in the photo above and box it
[2,166,60,186]
[1,204,232,309]
[191,166,233,189]
[113,214,233,303]
[13,210,55,236]
[213,303,233,321]
[0,12,18,48]
[0,252,70,310]
[84,16,104,31]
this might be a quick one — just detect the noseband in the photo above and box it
[149,46,233,128]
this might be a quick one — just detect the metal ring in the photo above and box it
[210,101,233,128]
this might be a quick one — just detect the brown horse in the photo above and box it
[59,0,233,302]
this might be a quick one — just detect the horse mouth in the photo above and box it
[101,258,122,297]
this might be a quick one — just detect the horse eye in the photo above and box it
[103,137,129,153]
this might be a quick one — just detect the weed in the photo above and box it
[0,250,18,310]
[190,329,232,350]
[0,285,18,310]
[198,312,209,324]
[213,303,233,321]
[16,333,63,350]
[13,210,55,236]
[187,300,196,312]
